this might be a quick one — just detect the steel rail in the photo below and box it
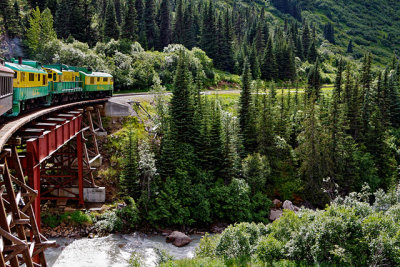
[0,98,107,151]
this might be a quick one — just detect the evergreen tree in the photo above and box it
[103,0,119,41]
[307,58,322,99]
[249,45,261,80]
[114,0,122,25]
[144,0,159,50]
[170,51,196,145]
[360,53,373,135]
[6,0,23,38]
[308,40,318,63]
[302,22,311,59]
[201,1,218,62]
[55,0,71,38]
[218,9,235,73]
[173,0,184,45]
[182,1,196,49]
[323,22,335,44]
[239,59,257,154]
[121,0,138,41]
[120,130,140,198]
[297,97,328,205]
[135,0,146,46]
[209,101,224,177]
[347,39,353,53]
[261,37,277,81]
[159,0,171,49]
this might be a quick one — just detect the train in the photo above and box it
[0,57,113,117]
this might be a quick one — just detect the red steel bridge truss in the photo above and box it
[0,99,107,266]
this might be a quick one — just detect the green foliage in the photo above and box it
[256,235,284,263]
[129,252,144,267]
[116,197,140,230]
[94,210,123,233]
[188,186,400,266]
[26,7,56,55]
[242,153,271,194]
[41,211,92,228]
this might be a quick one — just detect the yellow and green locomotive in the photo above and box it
[0,58,113,117]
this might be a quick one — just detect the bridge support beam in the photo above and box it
[0,141,56,266]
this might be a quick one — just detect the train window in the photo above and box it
[29,73,34,81]
[14,72,18,79]
[103,77,107,82]
[90,77,95,84]
[97,77,100,82]
[21,72,25,82]
[48,73,52,79]
[38,74,41,81]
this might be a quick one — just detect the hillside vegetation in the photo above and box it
[298,0,400,63]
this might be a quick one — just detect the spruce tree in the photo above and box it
[360,53,373,135]
[114,0,122,25]
[103,0,119,41]
[120,130,140,198]
[144,0,159,50]
[347,40,353,53]
[173,0,184,45]
[201,1,218,62]
[323,22,335,44]
[249,45,261,80]
[55,0,70,38]
[261,37,277,81]
[170,51,196,145]
[7,0,23,38]
[307,58,322,99]
[159,0,171,49]
[308,40,318,63]
[219,9,235,73]
[183,1,196,49]
[302,22,311,59]
[239,59,257,154]
[121,0,138,41]
[135,0,146,46]
[296,97,328,205]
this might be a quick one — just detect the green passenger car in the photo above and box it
[5,62,50,116]
[79,71,113,97]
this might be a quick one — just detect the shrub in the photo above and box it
[116,197,140,230]
[256,235,284,263]
[195,233,221,259]
[94,210,123,233]
[215,223,265,263]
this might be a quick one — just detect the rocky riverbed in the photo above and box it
[45,233,203,267]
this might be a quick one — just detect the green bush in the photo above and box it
[256,235,284,264]
[116,197,140,230]
[186,186,400,266]
[94,210,123,233]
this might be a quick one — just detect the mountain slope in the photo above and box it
[298,0,400,63]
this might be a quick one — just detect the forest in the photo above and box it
[1,0,400,266]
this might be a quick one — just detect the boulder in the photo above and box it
[166,231,192,247]
[282,200,300,212]
[272,199,282,209]
[269,209,283,221]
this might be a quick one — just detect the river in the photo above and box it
[45,233,202,267]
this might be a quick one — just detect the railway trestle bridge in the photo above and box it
[0,98,108,267]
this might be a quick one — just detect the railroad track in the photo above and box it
[0,98,108,151]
